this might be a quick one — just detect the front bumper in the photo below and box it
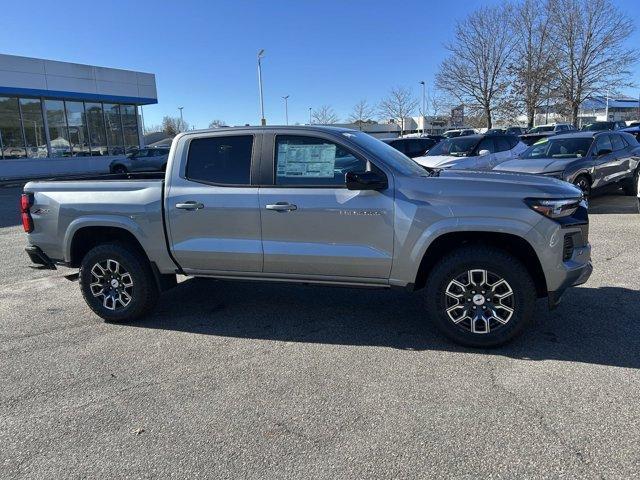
[547,252,593,309]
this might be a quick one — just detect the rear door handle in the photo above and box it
[266,202,297,212]
[176,201,204,210]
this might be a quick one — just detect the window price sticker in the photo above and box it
[276,143,336,178]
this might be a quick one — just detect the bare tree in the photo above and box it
[378,86,419,135]
[162,116,188,137]
[311,105,339,124]
[208,119,227,128]
[348,99,376,130]
[549,0,636,126]
[509,0,557,128]
[435,4,515,128]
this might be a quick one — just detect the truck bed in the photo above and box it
[23,176,176,272]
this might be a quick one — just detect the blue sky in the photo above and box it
[1,0,639,129]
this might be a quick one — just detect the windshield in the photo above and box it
[582,122,612,131]
[425,137,478,157]
[528,126,554,133]
[520,137,593,159]
[346,131,426,176]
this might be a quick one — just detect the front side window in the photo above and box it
[186,135,253,185]
[595,135,613,154]
[495,137,512,152]
[610,134,626,151]
[275,135,366,186]
[475,138,495,154]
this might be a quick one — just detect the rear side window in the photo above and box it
[610,134,626,151]
[186,135,253,185]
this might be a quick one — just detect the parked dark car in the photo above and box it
[109,147,170,173]
[494,131,640,197]
[519,123,575,146]
[505,126,526,136]
[381,137,437,158]
[486,128,505,135]
[581,121,627,132]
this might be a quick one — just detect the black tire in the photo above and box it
[79,242,159,322]
[423,246,536,348]
[621,168,639,196]
[573,174,591,197]
[112,165,127,175]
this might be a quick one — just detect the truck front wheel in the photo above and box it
[79,242,159,322]
[423,246,536,348]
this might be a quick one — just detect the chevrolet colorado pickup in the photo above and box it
[22,126,592,347]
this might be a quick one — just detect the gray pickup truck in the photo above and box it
[22,126,592,347]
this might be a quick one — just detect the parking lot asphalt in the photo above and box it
[1,184,639,479]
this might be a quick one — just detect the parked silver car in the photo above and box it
[109,147,170,173]
[412,134,527,170]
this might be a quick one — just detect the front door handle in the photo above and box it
[176,201,204,211]
[266,202,297,212]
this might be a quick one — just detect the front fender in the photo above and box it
[389,216,538,286]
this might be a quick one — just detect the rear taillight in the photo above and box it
[20,193,34,233]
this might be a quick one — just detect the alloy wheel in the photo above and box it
[89,259,134,311]
[444,269,515,334]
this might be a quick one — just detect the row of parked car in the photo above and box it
[382,124,639,198]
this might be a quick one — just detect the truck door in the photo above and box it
[165,132,263,274]
[257,132,394,279]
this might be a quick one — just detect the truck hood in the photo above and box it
[406,168,582,199]
[493,158,576,174]
[413,155,490,170]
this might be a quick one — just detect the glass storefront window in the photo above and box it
[65,101,90,157]
[121,105,139,154]
[45,100,70,157]
[85,103,108,156]
[20,98,47,158]
[0,97,26,159]
[104,103,125,155]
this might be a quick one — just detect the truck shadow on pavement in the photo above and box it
[129,279,640,370]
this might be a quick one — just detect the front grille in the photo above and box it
[563,234,574,261]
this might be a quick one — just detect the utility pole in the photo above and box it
[419,81,426,135]
[545,85,550,125]
[605,89,610,121]
[282,95,290,125]
[178,106,184,132]
[309,107,312,125]
[257,49,266,126]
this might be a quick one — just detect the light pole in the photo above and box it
[419,81,426,135]
[309,107,312,125]
[282,95,290,125]
[178,106,184,132]
[257,49,266,126]
[605,89,610,121]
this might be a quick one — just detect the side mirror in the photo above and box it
[478,149,490,156]
[345,170,388,191]
[596,148,612,157]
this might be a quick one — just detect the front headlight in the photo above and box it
[542,171,564,180]
[525,198,582,218]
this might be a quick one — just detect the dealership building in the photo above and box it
[0,54,157,180]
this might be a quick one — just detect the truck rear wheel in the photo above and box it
[423,246,536,348]
[79,242,159,322]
